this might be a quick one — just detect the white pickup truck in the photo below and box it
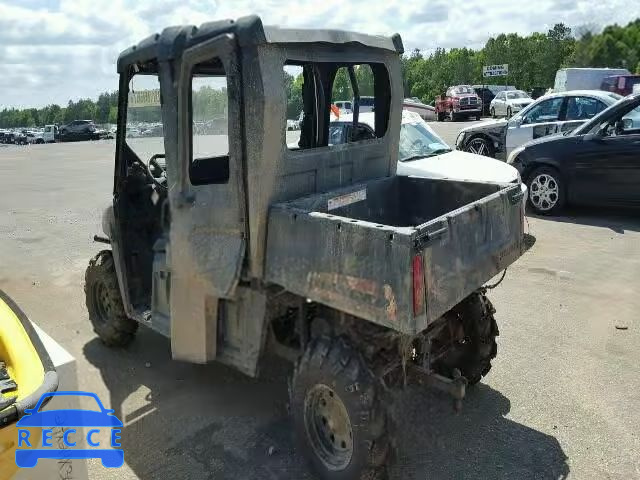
[42,125,58,143]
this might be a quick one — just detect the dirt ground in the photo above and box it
[1,130,638,479]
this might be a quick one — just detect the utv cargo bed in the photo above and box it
[265,176,524,334]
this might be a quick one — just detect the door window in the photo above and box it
[189,59,229,185]
[522,97,563,124]
[126,74,164,162]
[565,97,607,121]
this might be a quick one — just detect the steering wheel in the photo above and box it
[147,153,167,188]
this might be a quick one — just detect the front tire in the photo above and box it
[291,336,391,480]
[464,136,495,157]
[437,111,445,122]
[85,250,138,347]
[507,107,513,118]
[490,107,496,118]
[526,166,565,215]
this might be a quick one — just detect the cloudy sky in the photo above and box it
[0,0,637,108]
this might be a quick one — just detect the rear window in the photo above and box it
[286,62,390,150]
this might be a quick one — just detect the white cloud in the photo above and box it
[0,0,637,108]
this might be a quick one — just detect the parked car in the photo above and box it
[2,132,16,144]
[59,119,99,141]
[553,68,630,92]
[140,124,164,137]
[473,85,516,116]
[330,111,526,195]
[13,131,28,145]
[456,90,622,159]
[25,130,45,144]
[435,85,482,121]
[600,74,640,96]
[490,90,533,118]
[508,92,640,214]
[402,97,436,121]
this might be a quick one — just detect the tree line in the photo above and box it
[1,18,639,129]
[403,19,640,104]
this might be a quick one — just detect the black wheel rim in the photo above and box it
[304,384,353,471]
[92,281,110,324]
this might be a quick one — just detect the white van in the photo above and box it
[554,68,630,92]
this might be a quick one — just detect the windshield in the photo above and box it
[453,86,475,95]
[506,91,529,99]
[399,120,451,161]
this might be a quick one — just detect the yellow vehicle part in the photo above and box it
[0,291,50,479]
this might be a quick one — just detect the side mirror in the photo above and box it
[622,118,633,130]
[509,116,523,128]
[583,131,604,142]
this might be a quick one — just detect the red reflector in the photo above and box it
[412,254,425,316]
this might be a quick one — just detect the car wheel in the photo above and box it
[507,107,513,118]
[464,136,495,157]
[490,107,496,118]
[85,250,138,347]
[526,166,565,215]
[291,336,392,480]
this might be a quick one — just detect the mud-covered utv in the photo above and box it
[85,15,525,479]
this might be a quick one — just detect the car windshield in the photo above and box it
[453,86,474,94]
[399,120,451,161]
[506,91,529,99]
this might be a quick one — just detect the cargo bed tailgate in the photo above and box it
[416,183,524,326]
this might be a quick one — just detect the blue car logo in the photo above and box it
[16,391,123,468]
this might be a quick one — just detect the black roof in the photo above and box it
[117,15,403,72]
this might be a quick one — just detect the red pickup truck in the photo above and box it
[435,85,483,121]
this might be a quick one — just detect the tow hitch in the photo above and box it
[411,366,468,412]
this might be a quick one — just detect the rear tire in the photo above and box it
[437,292,499,385]
[437,111,445,122]
[85,250,138,347]
[291,336,392,480]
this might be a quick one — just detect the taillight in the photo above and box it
[412,254,425,316]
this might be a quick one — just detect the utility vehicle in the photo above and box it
[85,16,525,479]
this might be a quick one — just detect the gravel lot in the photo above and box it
[1,123,638,479]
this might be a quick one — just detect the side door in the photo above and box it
[571,109,640,205]
[168,34,246,363]
[505,96,564,157]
